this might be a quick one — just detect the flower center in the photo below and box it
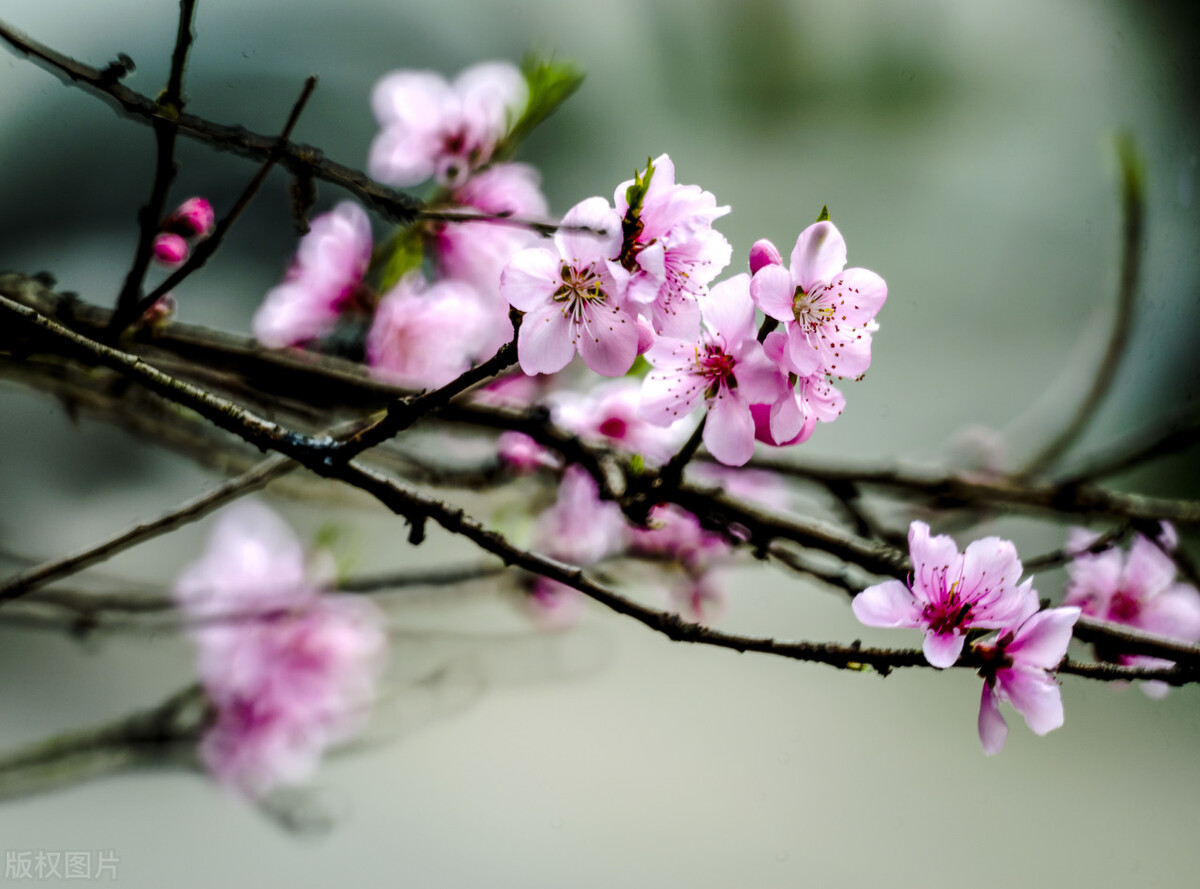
[697,343,736,398]
[922,580,974,636]
[792,284,835,332]
[1109,591,1141,623]
[553,263,609,317]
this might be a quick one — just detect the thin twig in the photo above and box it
[1020,133,1145,475]
[119,75,319,331]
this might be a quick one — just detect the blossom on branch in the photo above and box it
[974,607,1080,755]
[253,202,373,349]
[639,273,785,466]
[750,220,886,379]
[500,197,639,377]
[369,61,527,188]
[852,521,1039,668]
[174,502,387,798]
[1063,523,1200,697]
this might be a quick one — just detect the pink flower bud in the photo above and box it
[748,238,782,275]
[173,197,216,237]
[140,293,177,328]
[153,232,189,266]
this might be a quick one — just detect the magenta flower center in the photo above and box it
[598,417,628,440]
[922,579,974,636]
[1109,590,1141,623]
[696,343,736,398]
[792,284,835,332]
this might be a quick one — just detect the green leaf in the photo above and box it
[495,53,585,158]
[374,226,425,292]
[815,205,830,223]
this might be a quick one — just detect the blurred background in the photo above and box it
[1,0,1198,886]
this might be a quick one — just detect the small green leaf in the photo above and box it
[374,226,425,292]
[494,53,585,159]
[815,205,830,223]
[629,454,645,476]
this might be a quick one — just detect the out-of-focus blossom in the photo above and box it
[974,607,1080,755]
[366,272,510,389]
[501,197,639,377]
[496,431,558,473]
[639,274,785,466]
[153,232,189,267]
[167,196,216,238]
[628,504,728,571]
[253,202,372,349]
[609,154,731,338]
[852,521,1039,668]
[552,380,688,465]
[432,163,549,294]
[1063,524,1200,697]
[525,576,588,630]
[174,502,387,798]
[750,220,886,379]
[369,61,527,188]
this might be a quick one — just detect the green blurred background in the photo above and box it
[1,1,1197,886]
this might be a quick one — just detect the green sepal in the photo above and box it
[815,205,830,223]
[494,53,585,160]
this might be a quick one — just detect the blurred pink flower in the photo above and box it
[974,607,1080,755]
[852,521,1039,668]
[253,202,372,349]
[552,380,688,465]
[174,502,386,798]
[500,197,639,377]
[750,220,886,379]
[433,163,549,294]
[152,232,188,267]
[1063,524,1200,697]
[639,274,785,466]
[366,272,510,389]
[167,196,216,238]
[369,61,527,188]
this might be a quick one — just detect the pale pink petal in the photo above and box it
[749,264,795,322]
[797,375,845,423]
[769,391,807,443]
[640,368,705,425]
[923,630,965,668]
[703,390,756,466]
[790,221,847,292]
[832,267,888,325]
[978,682,1009,755]
[518,304,575,375]
[1006,607,1080,669]
[812,323,873,379]
[554,197,622,267]
[701,274,755,345]
[500,247,560,312]
[851,580,920,628]
[1140,585,1200,642]
[784,326,825,378]
[733,346,787,406]
[650,293,701,340]
[908,522,963,595]
[961,536,1024,603]
[576,302,639,377]
[999,666,1064,736]
[368,125,439,187]
[1124,534,1177,597]
[371,70,451,126]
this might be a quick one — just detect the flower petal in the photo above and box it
[703,389,756,466]
[640,368,704,426]
[555,197,622,266]
[790,221,847,292]
[851,580,920,628]
[999,666,1064,736]
[577,302,639,376]
[923,630,965,668]
[500,247,560,312]
[977,682,1009,756]
[1006,607,1080,669]
[701,274,755,345]
[517,304,575,375]
[908,521,962,603]
[749,264,795,322]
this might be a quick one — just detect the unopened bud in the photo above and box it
[172,197,216,237]
[748,238,782,275]
[152,232,189,266]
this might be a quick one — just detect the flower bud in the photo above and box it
[748,238,782,275]
[173,197,216,237]
[152,232,189,266]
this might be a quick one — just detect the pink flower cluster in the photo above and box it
[174,502,387,797]
[1063,523,1200,697]
[496,156,887,466]
[853,521,1079,754]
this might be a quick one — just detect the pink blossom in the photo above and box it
[500,197,639,377]
[750,220,886,378]
[1063,524,1200,696]
[629,504,729,571]
[432,163,549,294]
[152,232,188,267]
[974,607,1080,755]
[525,577,588,630]
[253,202,372,349]
[749,402,814,447]
[639,274,785,466]
[609,154,731,339]
[533,464,626,567]
[552,380,688,465]
[174,502,387,797]
[369,62,527,188]
[852,521,1039,668]
[497,431,557,473]
[366,272,510,389]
